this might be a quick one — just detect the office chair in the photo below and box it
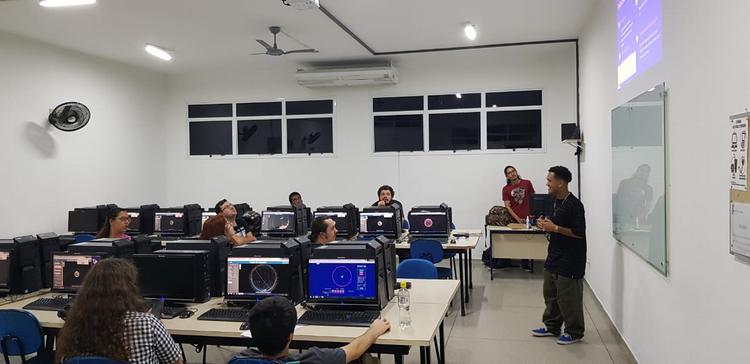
[0,309,52,364]
[73,234,95,243]
[396,259,438,279]
[229,356,299,364]
[410,239,452,279]
[64,357,126,364]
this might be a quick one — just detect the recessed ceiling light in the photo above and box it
[39,0,96,8]
[145,44,173,61]
[464,23,477,41]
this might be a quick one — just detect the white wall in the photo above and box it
[163,43,578,254]
[0,31,168,237]
[579,0,750,362]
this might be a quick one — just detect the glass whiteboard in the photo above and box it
[611,84,667,275]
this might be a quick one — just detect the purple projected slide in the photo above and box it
[616,0,662,88]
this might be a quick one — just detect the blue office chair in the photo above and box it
[444,223,458,279]
[0,309,52,364]
[74,234,95,243]
[64,357,126,364]
[397,259,439,279]
[402,219,410,230]
[410,239,453,279]
[229,356,299,364]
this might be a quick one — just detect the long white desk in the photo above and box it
[4,280,459,364]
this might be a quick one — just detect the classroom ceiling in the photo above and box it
[0,0,595,74]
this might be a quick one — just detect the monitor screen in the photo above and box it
[127,211,140,232]
[133,254,197,301]
[226,257,291,299]
[261,211,295,233]
[313,212,348,232]
[531,194,554,217]
[409,212,449,234]
[154,212,185,233]
[360,212,396,234]
[201,212,216,225]
[308,258,377,301]
[52,253,102,293]
[0,251,10,287]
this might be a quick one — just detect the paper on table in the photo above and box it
[241,325,307,338]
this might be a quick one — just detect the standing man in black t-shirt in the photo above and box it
[531,166,587,345]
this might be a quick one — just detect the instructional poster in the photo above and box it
[730,114,748,191]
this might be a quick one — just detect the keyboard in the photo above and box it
[197,308,251,322]
[297,310,380,327]
[23,296,73,311]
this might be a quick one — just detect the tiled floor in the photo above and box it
[187,261,637,364]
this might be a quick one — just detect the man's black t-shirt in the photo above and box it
[234,217,251,237]
[544,193,587,278]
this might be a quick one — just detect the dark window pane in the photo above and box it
[237,102,281,117]
[486,90,542,107]
[427,93,480,110]
[189,121,232,155]
[487,110,542,149]
[238,119,282,155]
[286,100,333,115]
[374,115,424,152]
[428,112,480,151]
[373,96,423,112]
[188,103,232,118]
[287,118,333,154]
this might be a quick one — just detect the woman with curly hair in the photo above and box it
[55,258,183,364]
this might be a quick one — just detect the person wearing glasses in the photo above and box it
[199,199,257,246]
[96,207,132,240]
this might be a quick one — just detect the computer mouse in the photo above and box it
[179,310,194,319]
[240,322,250,331]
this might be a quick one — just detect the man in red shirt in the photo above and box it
[501,165,536,271]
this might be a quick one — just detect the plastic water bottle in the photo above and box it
[397,281,411,329]
[525,216,531,229]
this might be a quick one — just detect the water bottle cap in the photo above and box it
[400,281,408,289]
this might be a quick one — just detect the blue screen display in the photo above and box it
[308,259,377,300]
[616,0,663,88]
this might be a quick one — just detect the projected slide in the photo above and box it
[616,0,662,88]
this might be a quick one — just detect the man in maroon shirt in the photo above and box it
[501,165,536,271]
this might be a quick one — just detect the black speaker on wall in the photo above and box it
[561,123,581,141]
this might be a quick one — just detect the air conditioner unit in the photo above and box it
[295,65,398,87]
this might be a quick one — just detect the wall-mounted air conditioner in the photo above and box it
[295,65,398,87]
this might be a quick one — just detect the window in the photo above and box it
[287,117,333,154]
[487,110,542,149]
[188,104,232,118]
[237,102,281,117]
[238,119,282,155]
[374,115,424,152]
[428,113,481,151]
[428,93,480,110]
[373,96,423,112]
[287,100,333,115]
[486,90,542,107]
[189,121,232,156]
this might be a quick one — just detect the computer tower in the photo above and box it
[164,235,231,297]
[36,232,61,289]
[131,234,153,254]
[58,234,75,251]
[139,204,159,235]
[0,236,43,295]
[230,239,304,304]
[309,242,387,310]
[136,250,211,303]
[235,203,252,217]
[68,238,135,260]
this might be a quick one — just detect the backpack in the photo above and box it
[485,205,513,226]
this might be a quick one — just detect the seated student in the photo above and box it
[56,258,183,364]
[236,296,390,364]
[200,199,256,246]
[309,216,338,244]
[289,191,303,207]
[96,206,132,240]
[371,185,403,211]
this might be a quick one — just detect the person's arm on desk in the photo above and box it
[537,218,583,239]
[503,200,523,223]
[340,319,391,363]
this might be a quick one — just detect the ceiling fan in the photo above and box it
[253,26,319,56]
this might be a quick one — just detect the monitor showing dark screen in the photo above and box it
[154,212,185,234]
[51,253,102,293]
[0,251,9,288]
[531,194,554,217]
[261,211,296,233]
[133,254,198,301]
[126,211,140,232]
[226,257,291,299]
[313,212,348,233]
[307,258,377,301]
[359,211,396,234]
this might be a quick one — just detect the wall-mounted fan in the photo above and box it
[48,102,90,132]
[252,26,318,56]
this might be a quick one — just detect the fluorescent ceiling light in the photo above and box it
[39,0,96,7]
[464,23,477,40]
[145,44,173,61]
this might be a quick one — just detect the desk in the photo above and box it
[486,226,549,279]
[5,280,459,364]
[395,235,479,316]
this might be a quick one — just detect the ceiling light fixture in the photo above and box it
[464,23,477,41]
[39,0,96,8]
[145,44,173,61]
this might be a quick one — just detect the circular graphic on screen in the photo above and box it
[249,264,278,293]
[424,218,433,228]
[377,220,383,227]
[332,266,353,287]
[73,270,80,279]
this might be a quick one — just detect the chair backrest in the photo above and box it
[64,356,127,364]
[402,219,410,230]
[410,239,445,263]
[0,309,44,357]
[74,234,95,243]
[397,259,438,279]
[229,356,300,364]
[451,222,456,230]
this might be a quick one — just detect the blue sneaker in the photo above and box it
[556,333,582,345]
[530,327,556,337]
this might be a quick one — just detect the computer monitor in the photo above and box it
[154,211,185,235]
[67,207,100,233]
[308,258,378,303]
[314,204,359,239]
[408,205,452,237]
[124,209,141,234]
[531,194,555,218]
[51,253,104,293]
[0,249,10,293]
[133,251,210,303]
[68,238,135,260]
[229,240,303,303]
[360,207,402,238]
[261,209,297,237]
